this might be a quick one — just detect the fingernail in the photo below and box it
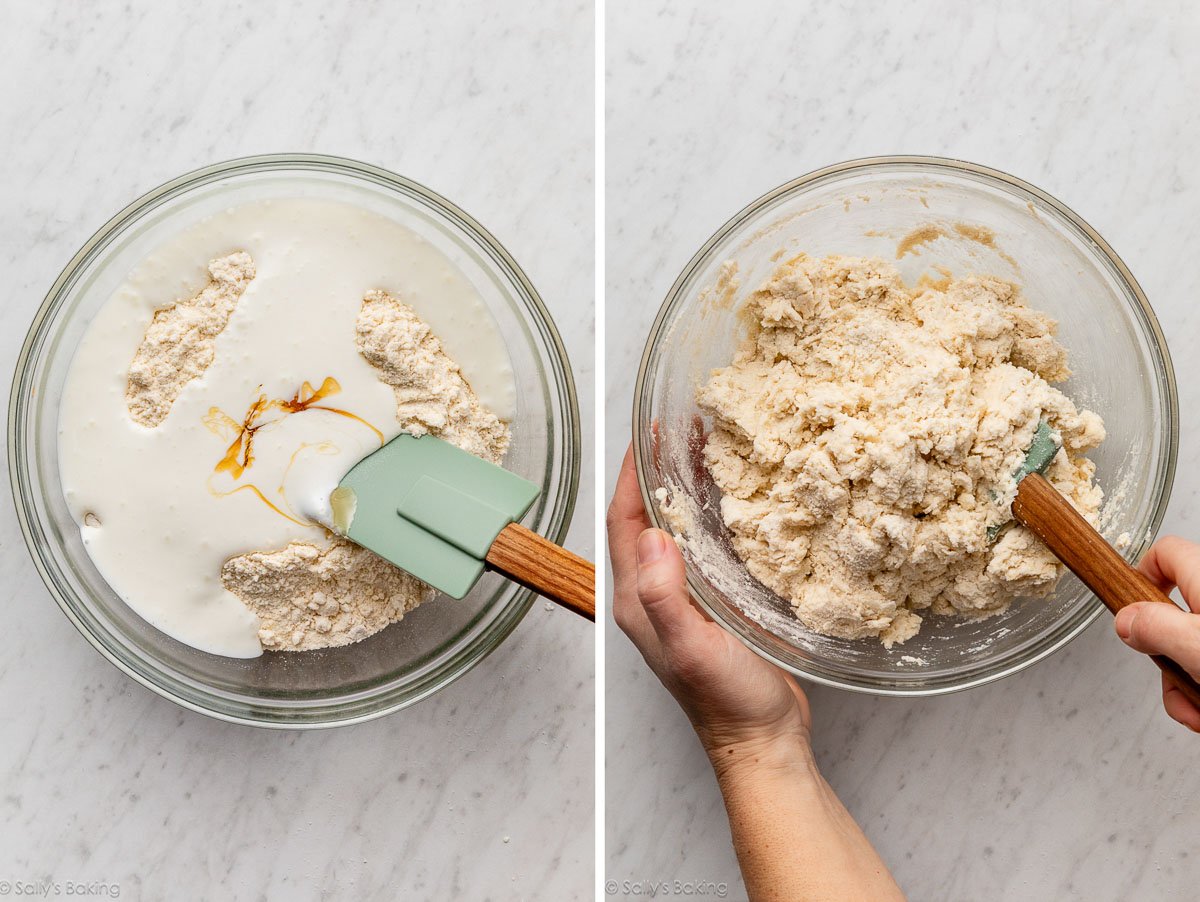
[1115,606,1139,641]
[637,529,667,565]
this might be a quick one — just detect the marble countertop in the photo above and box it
[0,2,593,900]
[606,2,1200,900]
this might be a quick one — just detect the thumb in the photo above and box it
[636,528,703,641]
[1115,602,1200,675]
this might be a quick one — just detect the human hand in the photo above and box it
[1116,536,1200,732]
[607,443,811,771]
[608,444,906,902]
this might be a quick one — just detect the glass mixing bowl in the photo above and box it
[10,154,580,727]
[634,156,1177,696]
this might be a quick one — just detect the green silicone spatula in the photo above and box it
[1007,421,1200,707]
[329,433,595,620]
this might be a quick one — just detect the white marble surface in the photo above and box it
[606,2,1200,899]
[0,2,593,900]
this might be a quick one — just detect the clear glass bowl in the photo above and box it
[10,154,580,727]
[634,156,1177,696]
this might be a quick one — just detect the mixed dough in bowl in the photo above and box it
[695,254,1105,646]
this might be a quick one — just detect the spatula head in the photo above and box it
[987,419,1062,542]
[1016,419,1060,481]
[334,434,540,599]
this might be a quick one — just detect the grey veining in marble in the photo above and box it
[606,2,1200,899]
[0,1,593,900]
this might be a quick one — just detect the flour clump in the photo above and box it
[698,254,1105,646]
[125,252,255,427]
[356,290,509,464]
[221,540,431,651]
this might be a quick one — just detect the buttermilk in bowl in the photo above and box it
[59,197,515,658]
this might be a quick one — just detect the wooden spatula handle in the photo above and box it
[1013,473,1200,708]
[485,523,596,621]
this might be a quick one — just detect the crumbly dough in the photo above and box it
[126,253,255,427]
[698,254,1105,646]
[126,262,510,652]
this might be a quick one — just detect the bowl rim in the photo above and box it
[633,154,1179,697]
[9,152,582,728]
